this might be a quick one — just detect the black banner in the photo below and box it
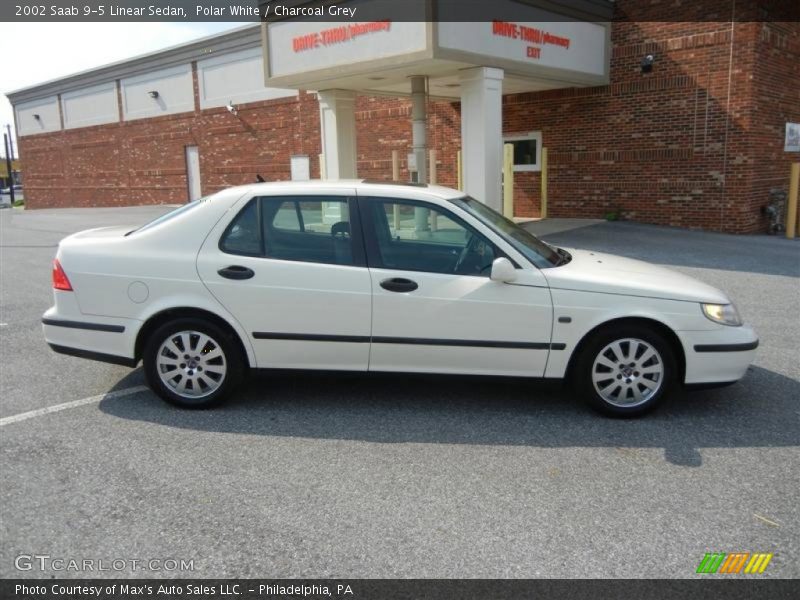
[3,0,800,23]
[2,579,798,600]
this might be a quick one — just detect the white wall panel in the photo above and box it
[15,96,61,136]
[198,47,297,109]
[121,64,194,121]
[62,82,119,129]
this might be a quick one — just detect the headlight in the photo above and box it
[702,303,743,326]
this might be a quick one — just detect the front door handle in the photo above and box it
[218,265,255,280]
[380,277,418,293]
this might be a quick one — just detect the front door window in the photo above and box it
[368,199,497,276]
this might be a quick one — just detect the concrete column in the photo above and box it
[318,89,357,180]
[410,76,430,234]
[459,67,504,211]
[410,76,428,184]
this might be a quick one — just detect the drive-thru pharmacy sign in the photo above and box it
[436,20,602,73]
[292,21,392,52]
[266,20,428,79]
[491,20,571,60]
[262,1,610,92]
[291,20,392,52]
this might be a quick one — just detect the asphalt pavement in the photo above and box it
[0,204,798,579]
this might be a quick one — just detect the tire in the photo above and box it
[573,324,676,417]
[143,317,244,409]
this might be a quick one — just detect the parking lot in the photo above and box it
[0,204,798,578]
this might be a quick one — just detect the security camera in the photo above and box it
[641,54,655,73]
[227,101,238,116]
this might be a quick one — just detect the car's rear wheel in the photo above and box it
[143,318,244,408]
[574,324,676,417]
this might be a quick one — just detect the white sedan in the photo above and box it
[43,181,758,416]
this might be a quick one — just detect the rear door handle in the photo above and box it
[380,277,418,293]
[218,265,255,280]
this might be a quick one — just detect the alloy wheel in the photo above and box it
[591,337,664,407]
[156,330,227,399]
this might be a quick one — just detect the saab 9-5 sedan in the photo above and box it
[43,181,758,416]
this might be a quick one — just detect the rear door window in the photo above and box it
[219,196,360,266]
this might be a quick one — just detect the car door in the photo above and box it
[360,195,554,377]
[196,189,372,371]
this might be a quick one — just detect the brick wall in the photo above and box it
[747,22,800,229]
[500,19,800,232]
[18,87,323,208]
[16,11,800,234]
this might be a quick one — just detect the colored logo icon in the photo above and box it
[696,553,773,574]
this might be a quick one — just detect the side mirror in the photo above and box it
[490,257,517,283]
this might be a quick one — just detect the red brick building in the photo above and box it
[8,6,800,233]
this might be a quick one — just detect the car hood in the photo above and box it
[542,248,729,304]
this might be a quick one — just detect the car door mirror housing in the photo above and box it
[490,257,517,283]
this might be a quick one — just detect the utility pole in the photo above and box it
[5,124,13,161]
[5,124,16,194]
[3,133,15,205]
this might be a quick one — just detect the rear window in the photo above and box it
[127,199,205,235]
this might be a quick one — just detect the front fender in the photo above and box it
[545,289,715,379]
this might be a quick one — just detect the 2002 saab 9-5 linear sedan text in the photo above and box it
[42,181,758,416]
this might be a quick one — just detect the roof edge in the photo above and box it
[6,24,261,105]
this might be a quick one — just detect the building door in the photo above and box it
[185,146,201,202]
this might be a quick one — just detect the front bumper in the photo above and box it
[677,325,758,385]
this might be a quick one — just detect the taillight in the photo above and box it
[52,259,73,291]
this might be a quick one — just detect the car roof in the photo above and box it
[227,179,466,201]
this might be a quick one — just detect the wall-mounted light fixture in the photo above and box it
[227,101,239,116]
[33,114,41,121]
[148,90,159,99]
[641,54,655,74]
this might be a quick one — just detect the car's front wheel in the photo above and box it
[143,318,244,408]
[574,325,676,417]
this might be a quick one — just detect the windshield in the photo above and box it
[449,196,562,268]
[127,198,204,235]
